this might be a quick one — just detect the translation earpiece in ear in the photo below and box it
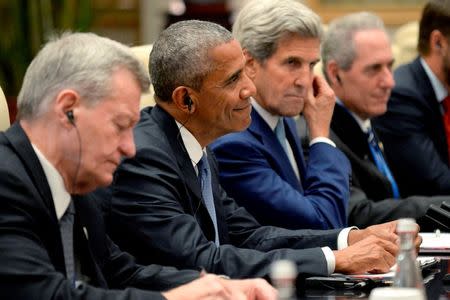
[336,74,342,85]
[436,42,442,49]
[66,110,75,124]
[184,95,193,112]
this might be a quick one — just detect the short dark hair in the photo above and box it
[418,0,450,55]
[150,20,233,102]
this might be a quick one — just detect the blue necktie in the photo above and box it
[275,117,289,154]
[60,200,76,286]
[367,129,400,199]
[197,152,220,247]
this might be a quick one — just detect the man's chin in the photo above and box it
[91,175,114,191]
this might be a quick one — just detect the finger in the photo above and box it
[248,279,278,300]
[377,238,399,256]
[368,254,393,274]
[228,290,247,300]
[415,235,422,251]
[384,233,399,244]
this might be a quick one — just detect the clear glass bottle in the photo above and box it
[392,218,425,297]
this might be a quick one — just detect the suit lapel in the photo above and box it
[410,58,448,162]
[248,110,302,191]
[73,194,108,287]
[411,58,447,134]
[3,123,69,274]
[150,106,202,200]
[285,117,306,185]
[411,58,442,113]
[4,123,58,220]
[332,104,371,161]
[150,106,218,242]
[331,103,394,197]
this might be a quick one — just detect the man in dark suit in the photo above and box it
[102,14,413,279]
[374,0,450,196]
[0,32,276,300]
[210,0,350,230]
[320,12,448,229]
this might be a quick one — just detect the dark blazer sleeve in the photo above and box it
[347,186,447,230]
[82,194,199,292]
[374,84,450,195]
[374,79,450,196]
[0,165,170,300]
[108,134,340,279]
[211,136,350,230]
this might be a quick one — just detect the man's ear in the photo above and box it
[54,89,79,127]
[172,86,195,114]
[243,49,258,80]
[430,29,447,54]
[326,61,341,86]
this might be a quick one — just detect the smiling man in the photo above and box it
[100,16,412,280]
[0,32,278,300]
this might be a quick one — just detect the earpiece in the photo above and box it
[184,95,193,112]
[66,110,75,125]
[436,41,442,49]
[336,74,342,85]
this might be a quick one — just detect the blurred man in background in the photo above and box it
[322,11,448,229]
[374,0,450,197]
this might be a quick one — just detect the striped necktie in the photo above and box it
[60,200,76,286]
[197,152,220,247]
[367,128,400,198]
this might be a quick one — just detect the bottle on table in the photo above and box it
[392,218,425,299]
[270,259,297,299]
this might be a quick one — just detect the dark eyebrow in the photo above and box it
[222,68,243,86]
[364,59,395,72]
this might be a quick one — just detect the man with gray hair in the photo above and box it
[0,32,277,300]
[101,17,415,280]
[211,0,350,230]
[322,12,448,228]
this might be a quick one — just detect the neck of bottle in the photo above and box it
[398,231,415,252]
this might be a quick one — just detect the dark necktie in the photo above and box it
[367,128,400,199]
[60,200,76,286]
[441,96,450,164]
[197,152,220,247]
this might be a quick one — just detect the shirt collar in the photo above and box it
[251,98,281,131]
[420,57,449,103]
[32,144,71,220]
[175,121,204,168]
[336,98,371,134]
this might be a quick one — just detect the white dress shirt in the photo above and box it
[420,58,449,110]
[177,115,353,274]
[32,144,71,221]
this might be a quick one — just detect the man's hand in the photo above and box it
[334,235,398,274]
[223,278,278,300]
[162,274,277,300]
[348,220,422,252]
[302,75,336,139]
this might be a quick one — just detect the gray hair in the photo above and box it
[321,12,387,82]
[150,20,233,102]
[233,0,322,63]
[17,32,150,120]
